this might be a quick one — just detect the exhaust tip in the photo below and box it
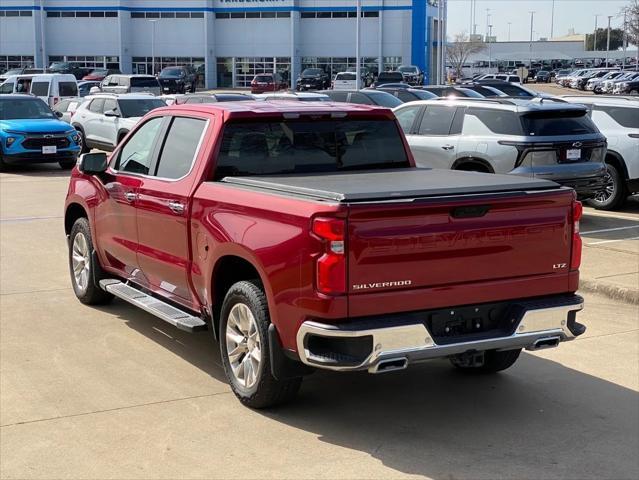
[528,336,561,351]
[370,357,408,374]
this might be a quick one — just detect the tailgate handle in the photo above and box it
[451,205,491,218]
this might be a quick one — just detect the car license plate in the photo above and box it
[163,87,170,91]
[305,84,311,88]
[566,149,581,160]
[42,146,57,154]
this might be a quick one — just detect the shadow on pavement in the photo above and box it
[0,163,73,179]
[108,299,638,479]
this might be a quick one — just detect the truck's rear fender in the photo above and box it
[190,182,347,351]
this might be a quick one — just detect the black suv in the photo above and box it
[158,66,197,94]
[48,62,92,80]
[296,69,330,91]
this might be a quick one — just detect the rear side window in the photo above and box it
[131,77,159,87]
[327,91,349,102]
[116,117,164,174]
[214,119,409,179]
[155,117,207,179]
[30,81,50,96]
[336,73,356,81]
[598,106,639,129]
[89,98,105,113]
[395,106,420,133]
[418,106,456,135]
[521,111,598,136]
[58,81,78,97]
[465,108,523,135]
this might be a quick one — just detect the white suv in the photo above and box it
[562,96,639,210]
[71,93,166,152]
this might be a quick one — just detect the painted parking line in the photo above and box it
[0,215,63,224]
[583,211,639,222]
[585,236,639,246]
[581,225,639,235]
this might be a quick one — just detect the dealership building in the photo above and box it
[0,0,444,88]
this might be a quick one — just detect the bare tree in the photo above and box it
[447,32,486,79]
[621,0,639,47]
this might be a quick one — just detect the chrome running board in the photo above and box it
[99,279,207,332]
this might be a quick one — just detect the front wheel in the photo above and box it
[220,280,302,408]
[588,163,627,211]
[68,217,113,305]
[451,348,522,373]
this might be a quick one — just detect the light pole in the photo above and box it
[356,0,361,89]
[529,11,535,70]
[593,14,600,51]
[507,22,512,42]
[488,25,493,70]
[606,15,612,68]
[550,0,555,39]
[148,19,159,75]
[485,9,490,41]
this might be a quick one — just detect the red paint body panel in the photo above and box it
[65,102,580,355]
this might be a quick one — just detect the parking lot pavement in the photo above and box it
[1,167,638,480]
[527,83,594,97]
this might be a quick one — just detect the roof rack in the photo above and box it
[560,95,639,102]
[431,97,518,106]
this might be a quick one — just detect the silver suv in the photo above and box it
[394,98,607,199]
[97,74,161,96]
[562,96,639,210]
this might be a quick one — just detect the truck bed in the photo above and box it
[221,169,560,202]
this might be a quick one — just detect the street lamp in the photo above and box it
[488,25,493,70]
[485,8,490,40]
[550,0,555,39]
[606,15,612,68]
[148,19,159,75]
[507,22,512,42]
[593,14,600,51]
[529,11,535,70]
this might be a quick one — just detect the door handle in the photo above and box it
[441,145,455,150]
[168,201,185,214]
[124,192,137,203]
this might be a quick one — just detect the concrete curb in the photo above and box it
[579,278,639,305]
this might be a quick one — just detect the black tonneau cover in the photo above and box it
[221,169,560,202]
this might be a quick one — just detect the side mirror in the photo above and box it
[54,110,63,118]
[104,109,119,117]
[78,152,108,175]
[89,86,101,94]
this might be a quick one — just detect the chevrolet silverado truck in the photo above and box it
[64,101,586,408]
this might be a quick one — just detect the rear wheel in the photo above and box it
[0,151,8,172]
[451,348,522,373]
[219,280,302,408]
[75,127,89,154]
[588,163,627,211]
[59,159,76,170]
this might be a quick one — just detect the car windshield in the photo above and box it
[214,119,409,179]
[254,75,273,82]
[410,90,437,100]
[302,69,323,76]
[398,66,417,73]
[118,99,166,118]
[521,110,598,136]
[378,73,403,80]
[0,98,55,120]
[159,68,184,78]
[490,83,535,97]
[336,73,356,81]
[364,91,403,108]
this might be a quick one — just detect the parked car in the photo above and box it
[332,72,361,90]
[459,84,509,97]
[586,71,622,93]
[29,74,78,107]
[48,62,92,80]
[393,98,607,199]
[397,65,424,85]
[0,95,81,170]
[477,73,522,84]
[52,97,83,123]
[534,71,551,83]
[253,92,330,102]
[561,96,639,209]
[163,93,254,105]
[98,74,162,96]
[372,71,405,87]
[474,80,538,98]
[64,100,586,408]
[296,68,330,91]
[376,87,437,102]
[82,68,121,82]
[77,80,101,97]
[250,73,288,94]
[320,89,402,107]
[603,71,639,94]
[0,67,43,83]
[613,75,639,95]
[71,93,166,152]
[571,70,611,90]
[158,65,197,94]
[420,85,485,98]
[0,75,35,95]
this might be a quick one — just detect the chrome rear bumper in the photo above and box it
[296,295,584,373]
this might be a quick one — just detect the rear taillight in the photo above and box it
[571,201,583,270]
[312,217,346,295]
[53,97,60,105]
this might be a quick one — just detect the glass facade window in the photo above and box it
[46,11,118,18]
[216,11,291,19]
[132,57,206,87]
[300,11,379,18]
[232,57,291,88]
[0,56,35,74]
[301,57,382,83]
[46,56,120,70]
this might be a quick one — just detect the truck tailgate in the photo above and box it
[347,190,574,315]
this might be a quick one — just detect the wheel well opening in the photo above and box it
[211,256,261,335]
[65,203,88,235]
[605,152,628,180]
[454,158,493,174]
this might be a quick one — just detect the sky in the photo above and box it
[446,0,631,42]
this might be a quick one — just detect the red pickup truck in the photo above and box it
[64,101,585,408]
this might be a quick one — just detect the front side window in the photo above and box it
[118,99,166,118]
[418,106,456,135]
[102,98,118,114]
[116,117,164,174]
[395,106,420,133]
[88,98,105,113]
[30,81,50,96]
[0,82,15,94]
[214,119,409,179]
[58,81,78,97]
[155,117,207,179]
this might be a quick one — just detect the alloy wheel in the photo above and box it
[71,232,91,293]
[225,303,262,389]
[593,169,615,203]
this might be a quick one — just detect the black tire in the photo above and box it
[68,217,113,305]
[219,280,302,408]
[588,163,628,211]
[59,158,76,170]
[0,151,8,172]
[75,127,89,154]
[451,348,522,373]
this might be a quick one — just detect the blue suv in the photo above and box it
[0,95,81,170]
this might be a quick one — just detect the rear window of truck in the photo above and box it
[214,119,409,179]
[130,77,159,87]
[521,110,599,136]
